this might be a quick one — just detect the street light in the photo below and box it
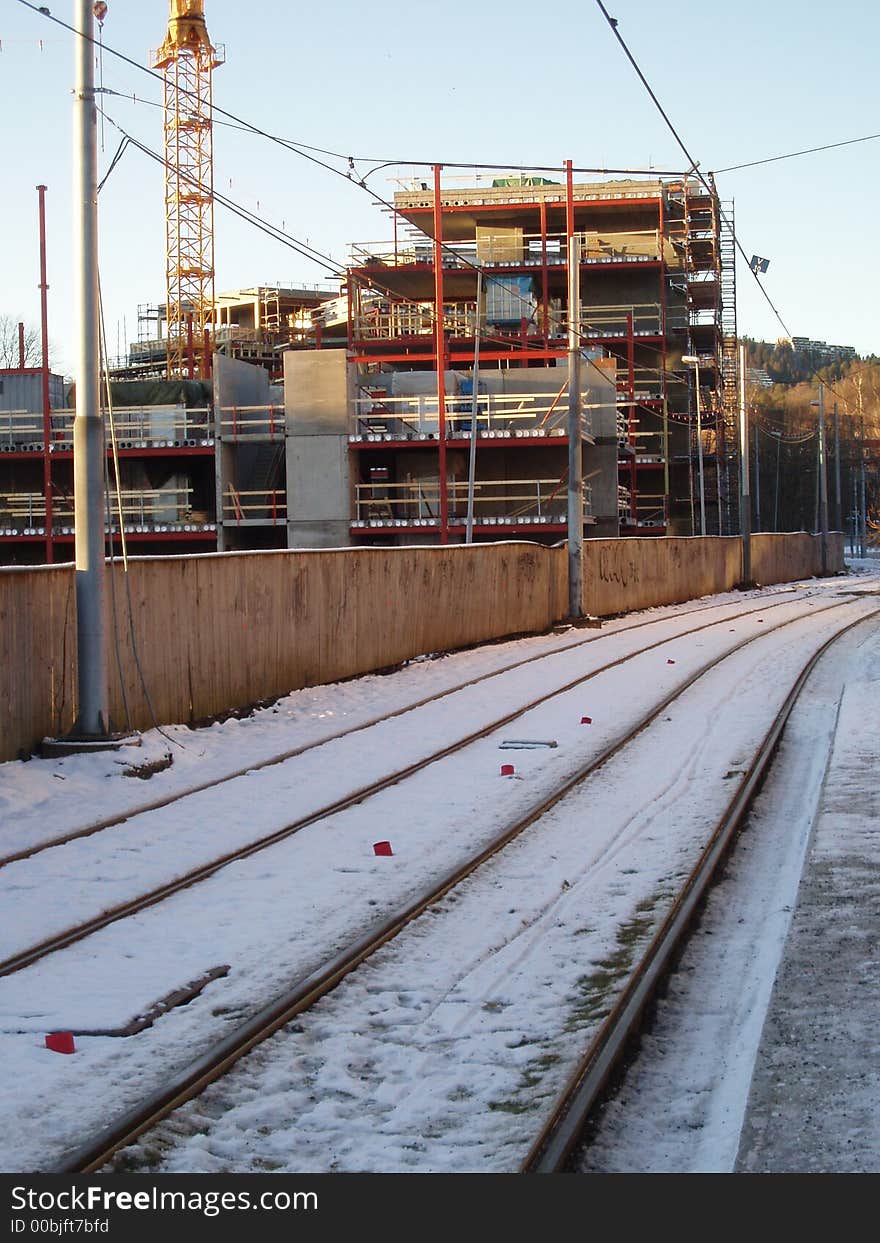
[682,356,706,535]
[810,385,830,575]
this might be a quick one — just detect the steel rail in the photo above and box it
[0,594,840,981]
[520,606,880,1173]
[0,587,815,871]
[52,598,873,1175]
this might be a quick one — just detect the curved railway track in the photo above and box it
[0,592,852,981]
[520,607,880,1172]
[0,585,818,872]
[50,597,879,1175]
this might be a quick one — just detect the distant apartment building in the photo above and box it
[790,337,856,362]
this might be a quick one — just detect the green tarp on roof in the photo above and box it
[491,176,560,187]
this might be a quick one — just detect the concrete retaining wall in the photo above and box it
[0,533,843,762]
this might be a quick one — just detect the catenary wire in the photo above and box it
[100,111,625,389]
[712,132,880,175]
[22,0,867,421]
[589,0,866,420]
[20,1,672,370]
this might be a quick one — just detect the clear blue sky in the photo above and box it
[2,0,878,375]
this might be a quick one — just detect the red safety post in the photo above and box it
[45,1032,76,1054]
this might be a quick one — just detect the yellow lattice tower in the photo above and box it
[153,2,224,378]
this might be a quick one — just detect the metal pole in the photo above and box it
[738,343,751,583]
[465,269,482,545]
[688,423,695,535]
[859,451,867,559]
[695,363,706,535]
[833,401,842,534]
[567,233,583,619]
[433,164,448,544]
[72,0,110,736]
[754,424,761,531]
[37,185,54,565]
[817,383,829,575]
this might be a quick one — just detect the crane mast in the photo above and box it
[153,1,223,378]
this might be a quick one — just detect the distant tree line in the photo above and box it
[741,344,878,545]
[0,314,43,368]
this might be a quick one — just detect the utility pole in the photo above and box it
[682,356,705,535]
[833,401,842,534]
[738,342,752,585]
[465,269,482,545]
[753,424,761,530]
[71,0,110,738]
[567,233,583,619]
[814,383,829,575]
[859,451,867,559]
[37,185,53,565]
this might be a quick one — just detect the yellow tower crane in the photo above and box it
[153,1,224,379]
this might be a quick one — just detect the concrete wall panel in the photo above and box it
[285,350,350,435]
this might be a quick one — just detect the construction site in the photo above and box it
[0,0,748,565]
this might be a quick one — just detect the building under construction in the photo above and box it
[330,167,737,543]
[212,166,737,550]
[0,165,738,561]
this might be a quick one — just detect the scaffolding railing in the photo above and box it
[216,404,285,440]
[0,410,41,448]
[578,304,663,337]
[621,425,666,459]
[352,298,666,341]
[394,180,663,212]
[129,337,167,362]
[353,477,591,525]
[354,301,467,339]
[619,489,667,528]
[615,368,668,401]
[351,387,593,440]
[0,487,208,531]
[221,487,287,525]
[0,406,215,450]
[349,229,662,270]
[214,314,314,344]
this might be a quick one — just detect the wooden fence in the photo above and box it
[0,533,843,762]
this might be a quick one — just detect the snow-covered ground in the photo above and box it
[0,561,877,1173]
[577,590,880,1172]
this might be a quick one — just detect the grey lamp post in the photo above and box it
[811,385,830,575]
[682,356,706,535]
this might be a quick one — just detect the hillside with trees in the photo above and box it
[742,343,878,544]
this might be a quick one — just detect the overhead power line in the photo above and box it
[713,132,880,175]
[589,0,864,419]
[98,113,347,279]
[20,0,866,414]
